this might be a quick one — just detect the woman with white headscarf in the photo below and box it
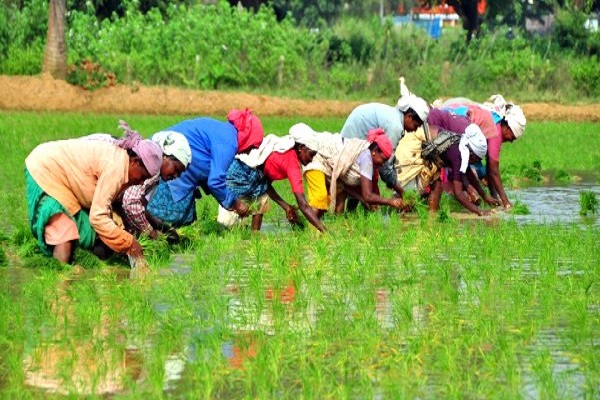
[217,129,326,232]
[423,123,493,216]
[340,77,430,196]
[119,130,192,240]
[440,94,526,209]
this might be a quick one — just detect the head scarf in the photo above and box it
[397,77,430,123]
[118,120,162,176]
[504,104,526,139]
[289,123,320,152]
[227,108,264,153]
[235,134,295,168]
[482,94,526,139]
[367,128,393,159]
[459,124,487,173]
[152,131,192,168]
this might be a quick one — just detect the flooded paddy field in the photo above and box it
[1,199,598,398]
[0,112,599,398]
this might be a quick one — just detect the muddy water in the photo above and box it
[506,184,600,226]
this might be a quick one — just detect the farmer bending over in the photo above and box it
[25,126,162,264]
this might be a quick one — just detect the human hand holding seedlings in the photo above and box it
[389,197,405,209]
[484,194,502,207]
[400,200,415,212]
[285,204,300,224]
[233,198,250,217]
[128,238,144,258]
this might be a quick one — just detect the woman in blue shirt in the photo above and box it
[147,109,264,227]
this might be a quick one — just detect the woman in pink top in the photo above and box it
[443,95,527,209]
[25,130,163,264]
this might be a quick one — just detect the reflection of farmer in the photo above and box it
[217,129,326,232]
[340,88,429,196]
[22,277,144,395]
[146,109,264,227]
[25,128,162,264]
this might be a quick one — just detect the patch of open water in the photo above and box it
[506,183,600,226]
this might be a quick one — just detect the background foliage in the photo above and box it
[1,0,599,101]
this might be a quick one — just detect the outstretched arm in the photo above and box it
[452,179,487,216]
[294,192,327,232]
[267,184,301,225]
[360,176,404,209]
[466,168,500,207]
[486,158,511,208]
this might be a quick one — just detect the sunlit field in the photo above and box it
[0,111,598,398]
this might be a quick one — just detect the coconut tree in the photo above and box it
[42,0,67,79]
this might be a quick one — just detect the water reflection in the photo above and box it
[519,327,587,399]
[507,184,600,226]
[22,274,144,396]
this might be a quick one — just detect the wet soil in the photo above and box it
[2,74,600,120]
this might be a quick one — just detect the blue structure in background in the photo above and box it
[392,15,443,39]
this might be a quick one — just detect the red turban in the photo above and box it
[367,128,393,159]
[227,109,264,153]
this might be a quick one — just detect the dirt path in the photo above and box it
[2,74,600,121]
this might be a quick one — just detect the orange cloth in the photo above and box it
[44,213,80,245]
[26,139,134,253]
[227,108,264,153]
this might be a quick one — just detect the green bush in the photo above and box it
[587,31,600,56]
[553,9,589,54]
[570,56,600,96]
[0,43,43,75]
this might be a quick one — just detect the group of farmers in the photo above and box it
[25,81,526,265]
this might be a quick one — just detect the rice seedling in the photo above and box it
[579,190,598,216]
[510,200,530,215]
[554,169,573,183]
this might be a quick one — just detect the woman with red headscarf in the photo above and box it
[297,124,405,215]
[146,109,264,227]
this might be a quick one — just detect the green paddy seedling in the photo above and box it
[579,190,598,215]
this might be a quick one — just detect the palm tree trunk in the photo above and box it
[42,0,67,79]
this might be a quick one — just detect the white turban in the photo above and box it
[152,131,192,168]
[504,104,526,139]
[482,94,526,139]
[396,76,430,123]
[236,134,294,168]
[289,123,320,152]
[459,124,487,173]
